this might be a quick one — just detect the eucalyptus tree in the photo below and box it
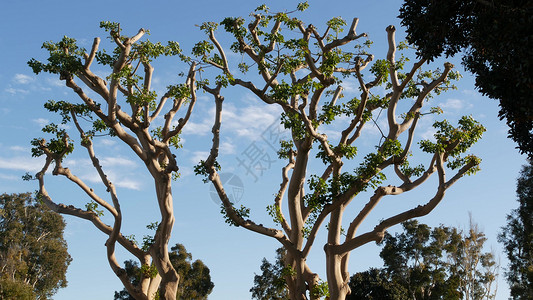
[0,193,71,299]
[194,4,485,299]
[367,220,497,300]
[26,22,200,300]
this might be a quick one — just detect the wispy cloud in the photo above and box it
[97,139,117,147]
[13,74,33,85]
[182,119,212,136]
[220,141,236,155]
[440,98,471,111]
[0,157,43,173]
[5,87,29,95]
[0,173,19,181]
[99,156,137,167]
[190,151,209,164]
[182,94,282,140]
[33,118,49,127]
[9,145,27,152]
[68,156,143,191]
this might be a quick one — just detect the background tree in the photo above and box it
[348,220,498,300]
[195,4,485,299]
[0,193,71,299]
[347,268,407,300]
[499,162,533,299]
[398,0,533,157]
[250,247,290,300]
[114,243,214,300]
[27,22,200,300]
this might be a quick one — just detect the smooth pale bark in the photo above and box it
[200,13,481,300]
[32,29,198,300]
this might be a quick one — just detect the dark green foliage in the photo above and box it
[250,248,289,300]
[114,244,214,300]
[346,268,407,300]
[349,221,497,299]
[0,277,36,300]
[170,244,214,300]
[499,162,533,299]
[0,193,71,299]
[399,0,533,157]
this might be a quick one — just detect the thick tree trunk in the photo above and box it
[326,252,349,300]
[150,178,180,300]
[285,254,308,300]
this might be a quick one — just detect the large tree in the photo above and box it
[114,243,214,300]
[27,22,200,299]
[398,0,533,157]
[195,4,485,299]
[0,193,71,299]
[499,162,533,299]
[348,220,497,300]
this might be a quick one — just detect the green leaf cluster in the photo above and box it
[193,160,221,183]
[27,36,84,78]
[85,201,104,217]
[220,203,250,227]
[420,116,485,174]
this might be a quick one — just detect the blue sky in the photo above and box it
[0,1,527,299]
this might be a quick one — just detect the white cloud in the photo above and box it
[79,171,143,191]
[0,157,43,173]
[97,139,117,147]
[320,128,342,142]
[5,87,29,95]
[64,154,142,191]
[0,173,18,180]
[190,151,209,164]
[420,127,437,141]
[73,159,142,191]
[340,78,358,95]
[99,156,137,167]
[440,98,467,110]
[182,94,282,140]
[33,118,49,127]
[13,74,33,85]
[113,178,142,190]
[182,119,212,136]
[220,141,236,155]
[9,145,27,152]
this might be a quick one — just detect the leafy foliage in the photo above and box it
[0,193,71,299]
[349,220,497,300]
[196,3,486,298]
[28,21,199,299]
[346,268,407,300]
[499,162,533,299]
[399,0,533,157]
[250,248,289,300]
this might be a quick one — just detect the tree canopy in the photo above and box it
[348,220,498,300]
[195,3,485,299]
[0,193,71,299]
[499,162,533,299]
[399,0,533,157]
[27,21,200,299]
